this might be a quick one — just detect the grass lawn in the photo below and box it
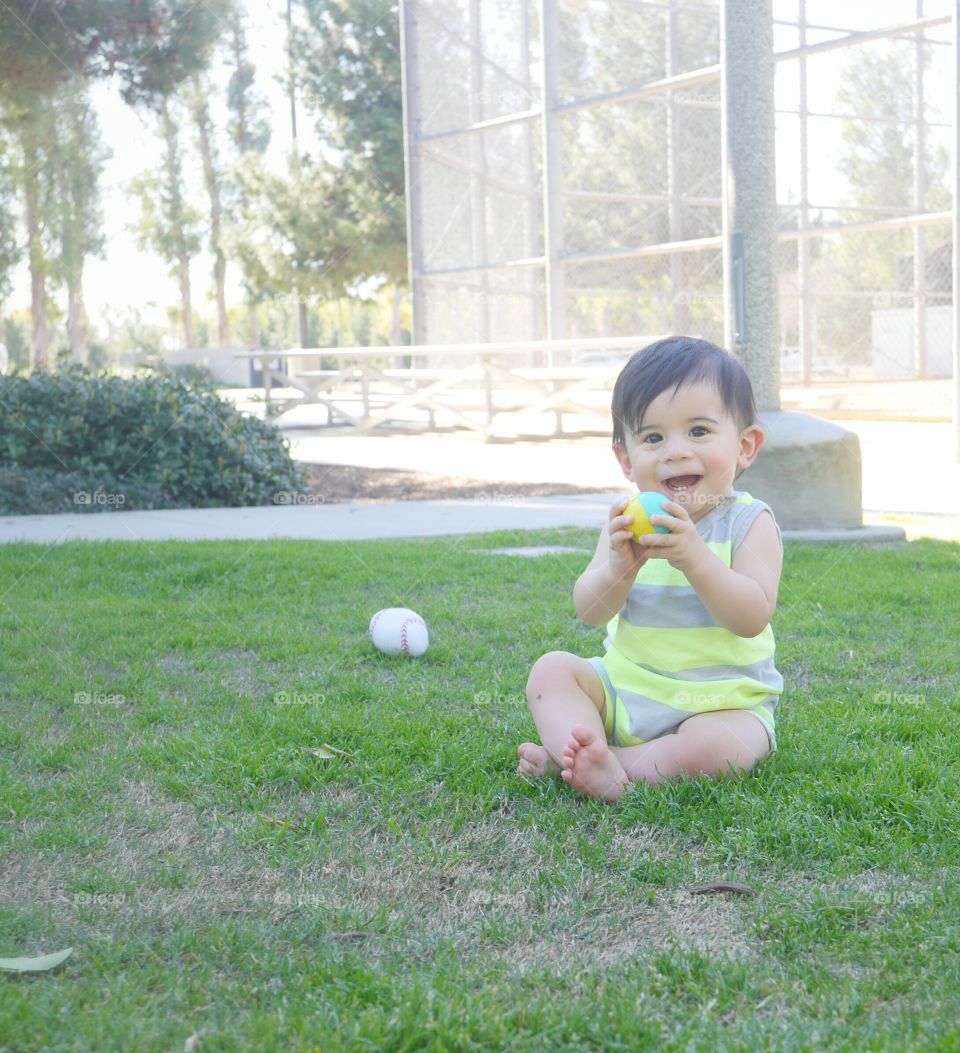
[2,528,959,1051]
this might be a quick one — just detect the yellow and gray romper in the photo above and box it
[587,490,783,751]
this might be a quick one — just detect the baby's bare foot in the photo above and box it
[560,724,628,802]
[517,742,561,778]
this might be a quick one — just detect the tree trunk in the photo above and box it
[231,19,250,154]
[52,125,90,366]
[192,80,229,347]
[248,300,261,347]
[20,120,48,370]
[178,253,195,349]
[161,101,195,350]
[66,277,90,365]
[391,284,402,346]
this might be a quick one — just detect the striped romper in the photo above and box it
[587,490,783,752]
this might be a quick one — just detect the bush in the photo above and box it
[0,367,308,514]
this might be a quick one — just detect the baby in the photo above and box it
[517,336,784,802]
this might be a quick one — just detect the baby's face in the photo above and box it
[615,380,762,522]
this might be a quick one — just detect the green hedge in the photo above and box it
[0,368,307,514]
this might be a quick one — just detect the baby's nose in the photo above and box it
[662,436,693,459]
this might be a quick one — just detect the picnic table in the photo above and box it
[234,336,660,438]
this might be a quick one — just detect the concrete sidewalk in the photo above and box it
[0,494,616,544]
[1,416,955,545]
[0,494,906,545]
[288,419,960,518]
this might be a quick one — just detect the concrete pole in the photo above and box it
[539,0,566,360]
[666,1,688,334]
[798,0,814,386]
[520,4,540,342]
[721,0,781,411]
[468,0,491,343]
[915,0,928,378]
[399,0,428,344]
[953,0,960,459]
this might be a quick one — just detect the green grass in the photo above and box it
[1,529,959,1052]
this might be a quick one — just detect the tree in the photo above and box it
[14,99,51,368]
[131,97,202,349]
[232,154,361,316]
[48,84,109,364]
[223,10,272,347]
[190,75,229,347]
[1,0,233,368]
[0,1,233,105]
[0,126,18,303]
[297,0,407,332]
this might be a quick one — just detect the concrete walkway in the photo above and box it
[288,419,960,518]
[0,417,955,545]
[0,494,907,545]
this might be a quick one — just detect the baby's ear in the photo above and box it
[737,424,765,469]
[612,442,634,480]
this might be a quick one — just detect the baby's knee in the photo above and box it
[674,714,768,777]
[526,650,577,697]
[526,650,601,704]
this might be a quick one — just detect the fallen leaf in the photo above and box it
[0,948,73,973]
[304,743,356,761]
[688,882,756,896]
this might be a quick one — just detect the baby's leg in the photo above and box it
[610,709,770,785]
[518,651,628,801]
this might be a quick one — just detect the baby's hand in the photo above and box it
[633,499,709,575]
[607,497,649,579]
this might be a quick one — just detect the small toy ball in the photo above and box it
[624,491,672,540]
[369,607,429,657]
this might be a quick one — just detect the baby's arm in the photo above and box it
[629,501,781,638]
[683,510,782,637]
[573,498,647,625]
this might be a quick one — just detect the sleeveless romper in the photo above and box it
[587,490,783,752]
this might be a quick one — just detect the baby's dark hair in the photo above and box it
[611,336,759,445]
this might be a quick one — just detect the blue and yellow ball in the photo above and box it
[625,491,672,540]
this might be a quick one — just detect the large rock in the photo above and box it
[739,411,863,529]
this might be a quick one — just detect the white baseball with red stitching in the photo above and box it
[369,607,429,657]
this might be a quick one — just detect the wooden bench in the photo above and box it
[234,337,657,438]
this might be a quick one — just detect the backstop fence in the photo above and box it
[400,0,955,396]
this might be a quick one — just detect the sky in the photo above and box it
[7,0,955,338]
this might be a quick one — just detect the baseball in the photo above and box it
[369,607,429,657]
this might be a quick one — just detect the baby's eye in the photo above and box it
[691,426,710,436]
[639,432,661,444]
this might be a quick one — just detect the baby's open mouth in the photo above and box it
[664,475,702,493]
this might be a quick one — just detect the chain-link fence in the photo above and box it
[402,0,956,411]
